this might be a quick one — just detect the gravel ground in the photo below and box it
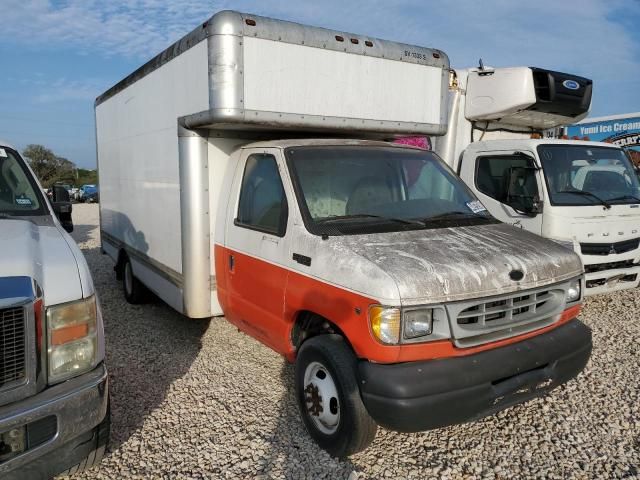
[65,204,639,480]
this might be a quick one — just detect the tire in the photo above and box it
[295,334,377,457]
[57,400,110,477]
[122,255,146,304]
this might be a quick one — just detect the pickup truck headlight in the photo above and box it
[566,279,581,303]
[47,296,98,384]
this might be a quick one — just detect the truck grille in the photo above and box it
[457,290,554,325]
[447,282,569,348]
[580,238,640,256]
[0,306,27,389]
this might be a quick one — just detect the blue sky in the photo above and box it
[1,0,639,168]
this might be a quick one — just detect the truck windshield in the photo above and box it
[538,145,640,207]
[0,146,45,216]
[286,146,495,236]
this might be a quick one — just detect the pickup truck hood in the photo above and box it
[338,223,583,304]
[0,219,84,306]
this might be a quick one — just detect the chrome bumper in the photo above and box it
[0,363,108,477]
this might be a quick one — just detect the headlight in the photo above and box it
[369,306,401,344]
[403,309,433,339]
[549,238,575,251]
[47,296,98,384]
[566,279,581,303]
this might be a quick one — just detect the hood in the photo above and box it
[337,223,583,304]
[0,219,84,306]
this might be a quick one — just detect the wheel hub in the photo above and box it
[304,383,323,416]
[303,362,340,434]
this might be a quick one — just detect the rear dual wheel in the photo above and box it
[295,334,377,457]
[122,256,146,304]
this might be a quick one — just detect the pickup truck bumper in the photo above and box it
[358,319,591,432]
[0,363,109,479]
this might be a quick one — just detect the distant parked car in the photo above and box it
[78,184,97,202]
[84,186,99,203]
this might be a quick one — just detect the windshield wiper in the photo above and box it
[606,194,640,203]
[557,189,611,210]
[316,214,425,226]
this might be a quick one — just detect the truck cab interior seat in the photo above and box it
[346,176,394,214]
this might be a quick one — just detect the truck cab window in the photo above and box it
[0,148,44,215]
[236,154,288,236]
[538,145,640,206]
[476,155,538,203]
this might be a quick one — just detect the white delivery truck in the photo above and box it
[0,141,109,478]
[433,67,640,295]
[96,11,591,456]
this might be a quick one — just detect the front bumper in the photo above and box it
[358,319,591,432]
[584,264,640,295]
[0,363,109,479]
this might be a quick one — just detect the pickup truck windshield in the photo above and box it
[287,146,495,235]
[0,147,45,216]
[538,145,640,207]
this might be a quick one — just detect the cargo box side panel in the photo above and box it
[242,37,445,130]
[96,39,210,278]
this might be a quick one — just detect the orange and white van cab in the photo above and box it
[213,139,591,456]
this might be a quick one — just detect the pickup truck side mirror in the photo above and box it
[52,185,74,233]
[506,166,542,217]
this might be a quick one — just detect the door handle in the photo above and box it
[229,254,234,271]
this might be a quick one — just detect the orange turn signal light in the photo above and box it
[50,324,89,346]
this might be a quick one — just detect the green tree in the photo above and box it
[22,144,76,188]
[76,168,99,186]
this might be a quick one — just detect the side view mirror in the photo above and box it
[51,185,74,233]
[506,167,542,217]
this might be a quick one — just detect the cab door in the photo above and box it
[461,150,544,234]
[222,148,292,353]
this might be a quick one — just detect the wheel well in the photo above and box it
[291,311,352,352]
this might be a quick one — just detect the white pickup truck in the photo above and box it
[0,141,109,478]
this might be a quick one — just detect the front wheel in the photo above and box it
[295,334,377,457]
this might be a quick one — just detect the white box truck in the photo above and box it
[96,11,591,456]
[0,141,109,478]
[433,67,640,295]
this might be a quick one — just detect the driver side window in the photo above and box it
[235,154,288,237]
[476,155,538,203]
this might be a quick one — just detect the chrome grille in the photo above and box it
[447,282,570,348]
[0,306,27,389]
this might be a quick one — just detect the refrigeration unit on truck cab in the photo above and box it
[434,66,640,295]
[0,142,109,479]
[96,10,592,456]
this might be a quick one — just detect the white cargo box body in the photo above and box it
[95,10,450,318]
